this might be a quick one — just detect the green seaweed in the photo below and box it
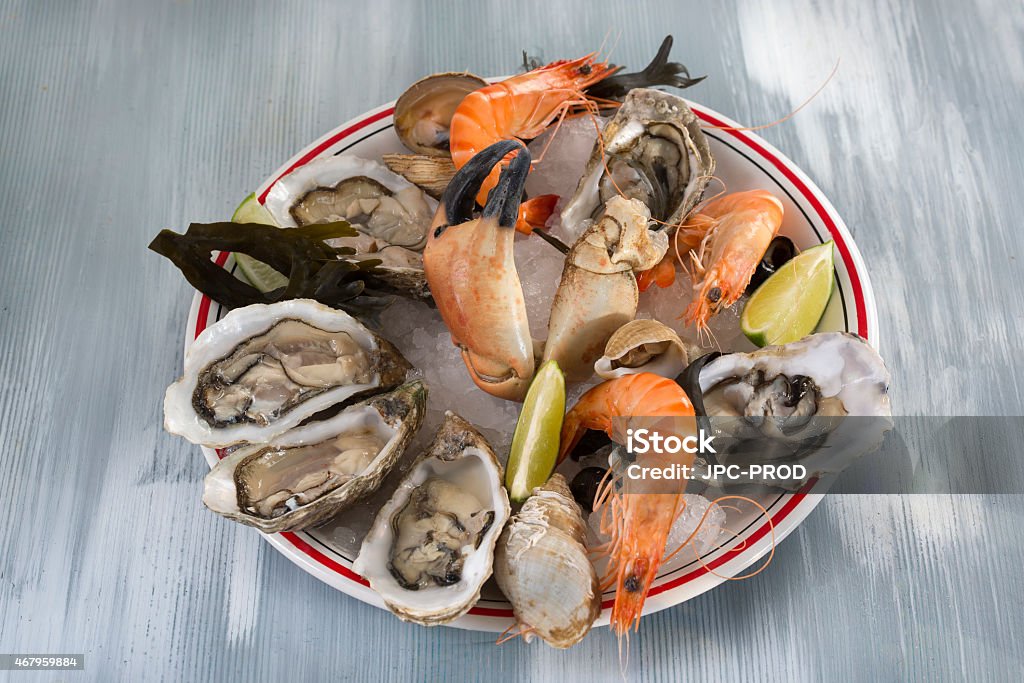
[148,220,391,318]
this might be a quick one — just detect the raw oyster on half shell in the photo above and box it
[353,412,510,625]
[264,156,437,298]
[164,299,411,448]
[202,381,427,533]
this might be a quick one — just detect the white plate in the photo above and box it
[182,93,878,632]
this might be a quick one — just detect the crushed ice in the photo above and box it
[316,111,753,556]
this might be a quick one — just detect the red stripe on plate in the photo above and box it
[280,532,371,587]
[190,103,867,620]
[693,109,868,338]
[194,251,231,339]
[256,108,395,204]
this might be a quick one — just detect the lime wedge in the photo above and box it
[505,360,566,504]
[231,194,289,293]
[741,241,835,347]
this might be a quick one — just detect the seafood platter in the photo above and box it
[152,37,891,648]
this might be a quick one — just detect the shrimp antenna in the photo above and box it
[693,495,777,581]
[496,622,536,645]
[704,58,840,132]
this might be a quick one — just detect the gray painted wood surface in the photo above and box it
[2,0,1023,680]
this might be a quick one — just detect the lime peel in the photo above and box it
[505,360,566,504]
[741,241,835,347]
[231,194,290,293]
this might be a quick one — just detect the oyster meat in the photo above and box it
[264,156,437,298]
[164,299,411,448]
[681,332,892,487]
[561,88,714,235]
[353,412,510,625]
[203,381,427,533]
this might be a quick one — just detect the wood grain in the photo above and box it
[1,0,1022,680]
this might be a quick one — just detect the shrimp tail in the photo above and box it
[515,194,559,235]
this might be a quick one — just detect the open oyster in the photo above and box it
[353,412,510,626]
[164,299,411,448]
[202,381,427,533]
[264,156,437,298]
[561,88,714,234]
[680,332,892,487]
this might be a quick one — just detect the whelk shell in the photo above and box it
[594,319,688,380]
[494,474,600,648]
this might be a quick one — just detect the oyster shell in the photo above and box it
[681,332,892,487]
[561,88,714,234]
[164,299,411,448]
[494,474,600,648]
[394,72,487,156]
[353,412,510,625]
[202,381,427,533]
[594,319,688,380]
[264,156,437,299]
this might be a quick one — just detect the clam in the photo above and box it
[353,412,510,625]
[394,72,487,156]
[594,319,688,380]
[382,153,457,199]
[202,381,427,533]
[561,88,714,234]
[494,474,600,648]
[264,156,436,299]
[163,299,411,448]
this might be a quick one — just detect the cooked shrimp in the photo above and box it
[558,373,697,644]
[449,54,618,235]
[682,190,783,334]
[557,372,697,462]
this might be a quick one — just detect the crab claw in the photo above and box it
[424,140,536,401]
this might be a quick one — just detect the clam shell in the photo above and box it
[394,72,487,156]
[382,153,456,199]
[494,474,600,648]
[594,319,688,380]
[202,381,427,533]
[353,412,510,626]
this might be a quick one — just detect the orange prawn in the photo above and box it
[449,54,618,235]
[681,190,783,335]
[558,373,697,640]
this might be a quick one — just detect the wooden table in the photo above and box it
[2,0,1022,680]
